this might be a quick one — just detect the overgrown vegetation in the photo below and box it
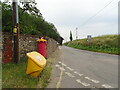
[2,2,61,42]
[38,65,52,88]
[64,35,120,55]
[2,57,52,88]
[3,49,59,88]
[2,57,39,88]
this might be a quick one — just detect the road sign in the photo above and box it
[87,35,92,42]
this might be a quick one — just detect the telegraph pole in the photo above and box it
[12,0,20,63]
[76,27,78,40]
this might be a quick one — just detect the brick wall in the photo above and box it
[2,32,58,63]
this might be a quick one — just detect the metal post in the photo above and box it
[12,0,20,63]
[76,28,78,40]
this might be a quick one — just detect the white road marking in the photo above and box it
[56,65,65,71]
[61,63,67,67]
[66,66,74,71]
[85,77,99,83]
[76,79,90,87]
[74,71,78,74]
[58,61,62,64]
[65,72,75,78]
[56,51,64,88]
[78,74,83,76]
[56,64,64,88]
[102,84,114,88]
[59,67,65,71]
[55,64,60,68]
[74,71,83,76]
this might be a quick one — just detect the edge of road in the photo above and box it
[56,46,64,88]
[47,46,64,88]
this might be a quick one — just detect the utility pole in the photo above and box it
[76,27,78,40]
[12,0,20,63]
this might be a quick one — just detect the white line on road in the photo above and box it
[66,66,74,71]
[74,71,83,76]
[85,77,99,84]
[102,84,114,88]
[61,63,67,67]
[56,65,65,71]
[59,67,65,71]
[58,61,62,64]
[76,79,90,87]
[56,66,63,88]
[74,71,78,74]
[56,51,64,88]
[65,72,75,78]
[55,64,60,68]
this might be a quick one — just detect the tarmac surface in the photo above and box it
[47,46,118,89]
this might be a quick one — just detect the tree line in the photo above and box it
[2,2,62,43]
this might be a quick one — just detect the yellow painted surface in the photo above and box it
[13,27,17,33]
[26,51,46,77]
[37,39,47,42]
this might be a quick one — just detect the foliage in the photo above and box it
[2,3,13,32]
[70,31,73,41]
[21,2,42,17]
[64,35,119,55]
[2,2,61,42]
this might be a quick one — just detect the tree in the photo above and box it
[21,2,42,17]
[70,31,73,41]
[2,2,61,42]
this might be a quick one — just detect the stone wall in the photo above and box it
[19,34,38,58]
[2,32,58,63]
[47,37,58,58]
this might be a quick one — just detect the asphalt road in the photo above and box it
[55,46,118,88]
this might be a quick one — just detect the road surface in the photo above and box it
[54,46,118,88]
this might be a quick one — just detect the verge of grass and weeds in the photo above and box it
[37,65,52,88]
[2,48,59,88]
[37,48,59,88]
[64,35,120,55]
[2,57,39,88]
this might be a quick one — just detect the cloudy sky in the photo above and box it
[36,0,118,42]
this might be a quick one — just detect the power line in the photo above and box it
[62,0,117,40]
[79,0,115,28]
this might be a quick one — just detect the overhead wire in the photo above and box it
[79,0,115,28]
[62,0,118,41]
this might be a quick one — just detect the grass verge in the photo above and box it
[64,35,120,55]
[2,48,59,88]
[37,65,52,88]
[2,57,39,88]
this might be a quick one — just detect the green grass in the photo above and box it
[38,65,52,88]
[3,49,59,88]
[64,35,120,55]
[2,57,39,88]
[2,57,52,88]
[2,57,53,88]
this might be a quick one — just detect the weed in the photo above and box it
[2,57,39,88]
